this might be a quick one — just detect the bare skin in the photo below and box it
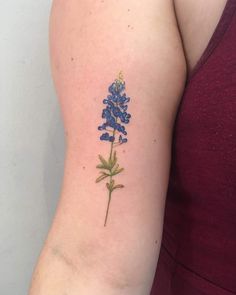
[175,0,228,72]
[28,0,228,294]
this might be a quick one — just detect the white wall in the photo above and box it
[0,1,65,294]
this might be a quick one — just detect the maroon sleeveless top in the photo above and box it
[151,1,236,294]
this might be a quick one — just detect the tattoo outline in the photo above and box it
[96,72,131,226]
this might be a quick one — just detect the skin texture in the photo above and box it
[174,0,228,72]
[28,0,186,294]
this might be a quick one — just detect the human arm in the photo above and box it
[28,0,186,294]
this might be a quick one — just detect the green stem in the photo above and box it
[105,128,116,226]
[109,140,114,160]
[104,190,112,226]
[105,109,119,226]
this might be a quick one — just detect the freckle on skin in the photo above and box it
[83,166,86,170]
[71,57,74,61]
[122,150,126,153]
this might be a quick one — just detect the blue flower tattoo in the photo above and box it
[96,72,131,226]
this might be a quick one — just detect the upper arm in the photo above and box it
[50,0,186,130]
[29,1,186,294]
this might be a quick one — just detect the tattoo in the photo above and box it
[96,72,131,226]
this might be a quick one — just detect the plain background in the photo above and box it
[0,1,65,294]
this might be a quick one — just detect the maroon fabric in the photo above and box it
[151,1,236,294]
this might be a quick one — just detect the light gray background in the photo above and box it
[0,1,65,294]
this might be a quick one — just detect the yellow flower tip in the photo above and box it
[115,71,125,85]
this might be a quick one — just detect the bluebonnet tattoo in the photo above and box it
[96,72,131,226]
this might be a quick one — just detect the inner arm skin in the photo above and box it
[28,0,186,294]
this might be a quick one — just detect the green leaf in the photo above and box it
[111,163,119,172]
[99,171,109,174]
[96,164,110,170]
[108,150,117,169]
[96,154,112,170]
[96,164,105,169]
[110,179,115,189]
[98,155,109,168]
[96,173,109,183]
[111,167,124,176]
[108,153,113,166]
[106,179,115,191]
[112,150,117,166]
[113,184,124,190]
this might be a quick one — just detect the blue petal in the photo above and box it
[118,134,128,144]
[121,105,128,111]
[100,132,110,141]
[112,107,122,117]
[109,136,115,142]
